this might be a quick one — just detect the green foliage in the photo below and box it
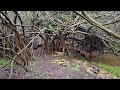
[69,62,80,71]
[106,25,113,30]
[42,20,56,29]
[52,11,74,22]
[91,62,120,78]
[25,11,33,21]
[0,58,10,68]
[78,56,86,61]
[61,14,73,21]
[73,52,86,61]
[112,42,120,49]
[118,43,120,47]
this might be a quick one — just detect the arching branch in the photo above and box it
[74,11,120,39]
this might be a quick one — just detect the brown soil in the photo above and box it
[0,48,116,79]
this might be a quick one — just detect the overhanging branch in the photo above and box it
[74,11,120,40]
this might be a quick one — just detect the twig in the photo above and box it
[9,60,14,79]
[0,46,26,63]
[0,50,28,71]
[14,28,46,59]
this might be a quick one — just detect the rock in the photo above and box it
[86,67,95,75]
[91,66,100,74]
[99,70,107,74]
[86,65,101,75]
[97,69,113,79]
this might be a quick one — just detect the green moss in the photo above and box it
[91,62,120,78]
[0,58,10,68]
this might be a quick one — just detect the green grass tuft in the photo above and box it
[91,62,120,78]
[0,58,10,68]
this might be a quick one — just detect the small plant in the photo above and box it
[0,58,10,68]
[69,63,80,71]
[73,52,86,61]
[66,59,81,71]
[79,56,86,61]
[91,62,120,78]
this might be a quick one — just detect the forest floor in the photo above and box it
[0,55,117,79]
[23,55,117,79]
[0,48,118,79]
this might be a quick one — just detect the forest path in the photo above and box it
[0,49,116,79]
[22,55,115,79]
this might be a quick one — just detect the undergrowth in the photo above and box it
[73,52,86,61]
[0,58,10,68]
[91,62,120,78]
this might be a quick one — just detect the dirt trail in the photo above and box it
[24,56,100,79]
[0,52,116,79]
